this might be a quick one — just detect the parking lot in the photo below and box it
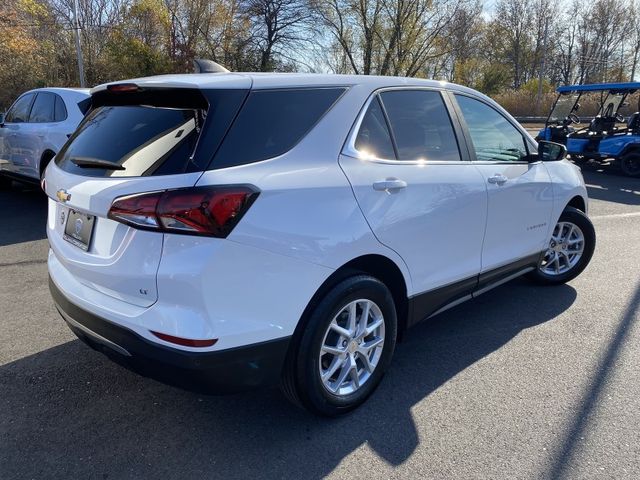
[0,165,639,479]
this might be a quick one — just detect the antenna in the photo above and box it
[193,59,230,74]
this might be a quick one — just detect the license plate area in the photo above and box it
[63,209,95,251]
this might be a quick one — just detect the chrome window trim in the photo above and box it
[341,86,469,166]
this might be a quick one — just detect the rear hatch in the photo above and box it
[45,81,250,307]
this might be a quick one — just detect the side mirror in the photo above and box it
[538,140,567,162]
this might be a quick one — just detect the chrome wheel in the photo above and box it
[319,299,385,396]
[540,221,585,276]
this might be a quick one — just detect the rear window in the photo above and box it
[55,88,247,177]
[56,106,203,177]
[211,88,346,169]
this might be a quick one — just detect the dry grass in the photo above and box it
[491,91,640,118]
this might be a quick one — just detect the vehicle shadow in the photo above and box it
[581,168,640,206]
[0,181,47,247]
[0,279,577,479]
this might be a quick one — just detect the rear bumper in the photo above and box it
[49,277,291,394]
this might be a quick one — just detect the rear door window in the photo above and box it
[5,93,35,123]
[354,97,396,159]
[29,92,56,123]
[212,88,345,169]
[379,90,461,161]
[54,95,68,122]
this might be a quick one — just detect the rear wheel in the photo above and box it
[528,207,595,285]
[281,275,397,416]
[620,151,640,177]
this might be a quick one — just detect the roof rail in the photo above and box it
[193,59,230,74]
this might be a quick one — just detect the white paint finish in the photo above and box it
[473,162,555,271]
[48,198,163,307]
[90,73,252,94]
[197,83,414,286]
[45,161,202,308]
[49,234,333,349]
[544,159,590,226]
[339,155,488,294]
[0,88,89,180]
[45,73,592,356]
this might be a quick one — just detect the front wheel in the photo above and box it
[620,151,640,177]
[281,275,397,416]
[528,207,595,285]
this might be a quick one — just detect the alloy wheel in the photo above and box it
[540,221,585,276]
[318,299,385,396]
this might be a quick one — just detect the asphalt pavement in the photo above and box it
[1,164,639,479]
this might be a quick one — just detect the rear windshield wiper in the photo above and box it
[70,157,126,170]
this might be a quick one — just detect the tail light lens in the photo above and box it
[108,185,259,238]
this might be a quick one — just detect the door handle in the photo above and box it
[373,178,407,192]
[487,174,508,185]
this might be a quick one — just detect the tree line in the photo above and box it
[2,0,640,114]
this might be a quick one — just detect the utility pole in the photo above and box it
[72,0,86,87]
[536,17,549,116]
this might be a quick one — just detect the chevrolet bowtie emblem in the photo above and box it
[56,189,71,203]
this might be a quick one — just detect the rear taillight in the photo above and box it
[108,185,259,238]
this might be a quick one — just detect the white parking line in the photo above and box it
[591,211,640,220]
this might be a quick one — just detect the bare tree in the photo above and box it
[243,0,313,71]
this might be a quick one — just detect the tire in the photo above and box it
[281,275,397,416]
[528,207,595,285]
[0,175,11,190]
[620,151,640,177]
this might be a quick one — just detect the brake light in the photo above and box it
[108,186,259,238]
[107,83,140,93]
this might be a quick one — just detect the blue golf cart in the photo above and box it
[537,82,640,176]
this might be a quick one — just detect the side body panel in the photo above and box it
[473,162,554,271]
[543,159,589,231]
[338,154,488,295]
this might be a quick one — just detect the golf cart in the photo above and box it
[537,82,640,177]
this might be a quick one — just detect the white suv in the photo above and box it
[0,88,90,187]
[45,73,595,416]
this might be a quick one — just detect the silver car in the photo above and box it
[0,87,90,188]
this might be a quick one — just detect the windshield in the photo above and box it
[547,93,580,124]
[597,92,625,118]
